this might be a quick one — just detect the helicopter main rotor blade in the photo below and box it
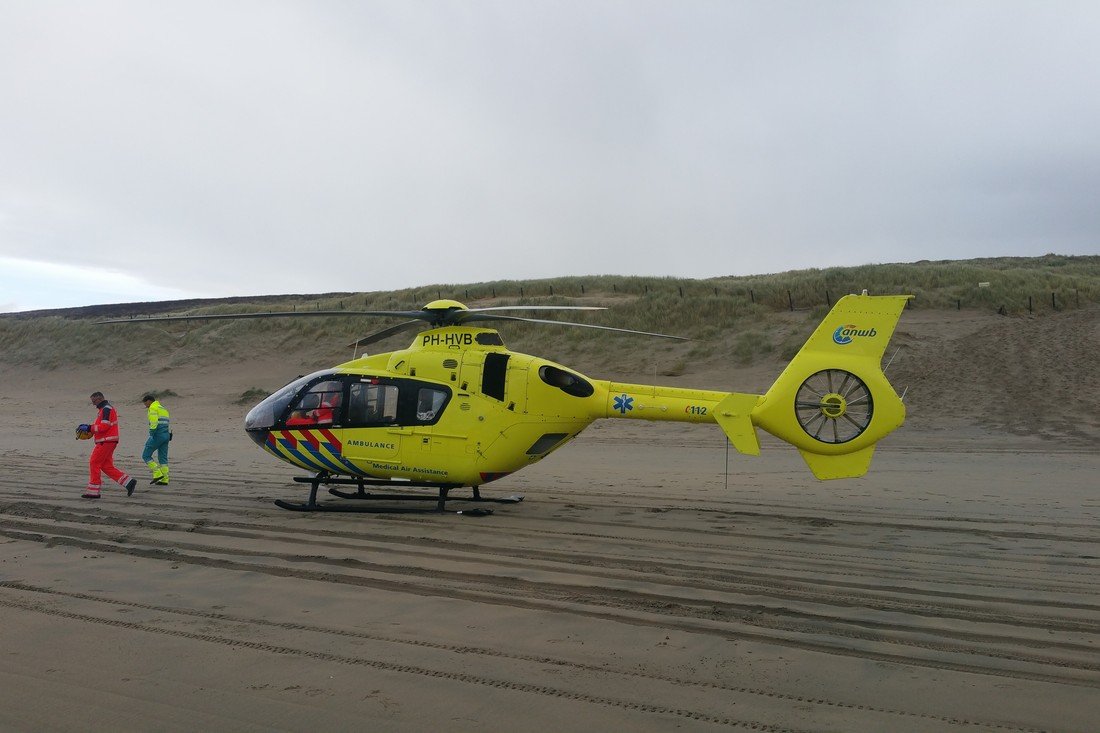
[95,302,683,338]
[346,320,424,349]
[96,309,427,325]
[96,305,610,328]
[461,305,607,313]
[461,313,688,340]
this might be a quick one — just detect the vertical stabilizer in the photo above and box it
[750,294,911,479]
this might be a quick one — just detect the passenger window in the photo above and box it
[348,382,399,426]
[415,387,448,423]
[538,365,594,398]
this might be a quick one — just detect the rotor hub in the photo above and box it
[819,393,846,419]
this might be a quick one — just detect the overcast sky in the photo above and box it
[2,1,1098,312]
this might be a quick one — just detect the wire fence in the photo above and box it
[25,275,1091,321]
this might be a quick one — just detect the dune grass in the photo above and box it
[2,255,1097,374]
[236,387,271,405]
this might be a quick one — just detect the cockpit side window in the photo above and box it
[286,379,345,426]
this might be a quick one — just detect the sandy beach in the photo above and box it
[2,306,1099,732]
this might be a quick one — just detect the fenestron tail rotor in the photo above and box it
[794,369,874,444]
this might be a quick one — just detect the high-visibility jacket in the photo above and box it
[147,399,170,435]
[91,400,120,444]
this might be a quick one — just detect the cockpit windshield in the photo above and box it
[244,370,333,431]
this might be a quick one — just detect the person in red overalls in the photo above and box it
[78,391,137,499]
[313,391,341,425]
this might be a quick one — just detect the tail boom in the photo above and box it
[603,382,730,424]
[595,293,909,481]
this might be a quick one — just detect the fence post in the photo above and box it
[1076,288,1080,307]
[787,290,794,311]
[957,299,961,310]
[750,289,755,304]
[1052,292,1057,310]
[549,285,553,296]
[492,287,496,298]
[826,289,831,307]
[1028,295,1032,314]
[679,286,683,298]
[520,287,524,297]
[581,284,584,294]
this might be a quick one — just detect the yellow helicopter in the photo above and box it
[101,292,911,513]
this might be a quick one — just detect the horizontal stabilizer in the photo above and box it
[714,393,762,456]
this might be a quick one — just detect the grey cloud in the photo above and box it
[1,1,1098,309]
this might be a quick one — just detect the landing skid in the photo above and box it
[274,473,524,513]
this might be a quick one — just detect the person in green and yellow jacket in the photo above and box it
[141,394,171,485]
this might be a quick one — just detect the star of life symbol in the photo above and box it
[613,394,634,414]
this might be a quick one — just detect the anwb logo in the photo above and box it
[833,324,877,345]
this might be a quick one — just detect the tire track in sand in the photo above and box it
[0,586,1046,733]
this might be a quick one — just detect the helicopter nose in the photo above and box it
[246,429,270,449]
